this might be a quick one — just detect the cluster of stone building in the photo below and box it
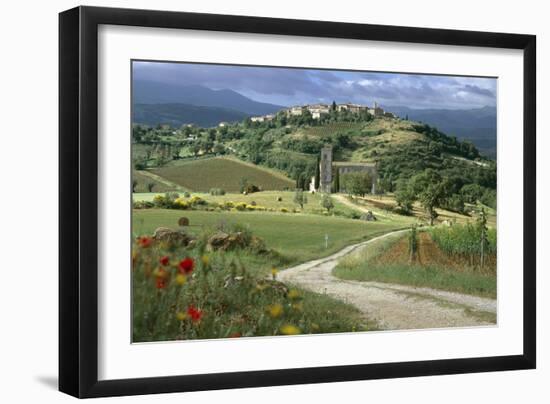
[250,102,395,122]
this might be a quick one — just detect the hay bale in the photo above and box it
[177,217,190,227]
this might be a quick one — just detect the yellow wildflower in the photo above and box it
[175,274,187,286]
[267,303,283,318]
[201,255,210,266]
[287,289,301,300]
[280,324,301,335]
[271,268,278,279]
[176,312,187,321]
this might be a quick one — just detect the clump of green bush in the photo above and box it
[209,188,226,196]
[133,200,154,209]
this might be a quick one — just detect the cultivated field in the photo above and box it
[150,157,294,192]
[132,170,182,193]
[334,229,496,298]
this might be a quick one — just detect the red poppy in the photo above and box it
[155,278,167,289]
[187,305,203,322]
[178,257,195,274]
[159,255,170,266]
[137,236,152,248]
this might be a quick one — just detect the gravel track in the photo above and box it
[278,230,497,331]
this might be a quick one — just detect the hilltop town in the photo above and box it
[249,102,396,123]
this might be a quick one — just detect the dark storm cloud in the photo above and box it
[459,84,495,97]
[133,61,496,109]
[133,62,326,97]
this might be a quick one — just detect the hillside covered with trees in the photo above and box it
[132,106,497,215]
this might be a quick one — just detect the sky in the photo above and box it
[133,61,497,110]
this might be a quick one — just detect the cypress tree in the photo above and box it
[314,156,320,190]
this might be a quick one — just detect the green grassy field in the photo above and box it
[131,206,402,341]
[133,209,406,266]
[150,157,294,192]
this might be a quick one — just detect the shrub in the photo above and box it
[189,196,206,206]
[183,191,191,198]
[133,200,154,209]
[243,184,260,194]
[238,177,260,194]
[209,188,226,196]
[235,202,248,211]
[320,194,334,212]
[293,189,308,209]
[173,198,190,210]
[443,194,466,214]
[153,194,172,208]
[340,172,372,196]
[134,160,146,170]
[395,185,415,214]
[280,208,289,213]
[460,183,484,203]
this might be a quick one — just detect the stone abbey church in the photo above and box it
[310,145,378,194]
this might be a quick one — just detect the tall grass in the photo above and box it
[429,223,496,268]
[132,230,372,342]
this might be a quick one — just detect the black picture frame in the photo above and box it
[59,5,536,398]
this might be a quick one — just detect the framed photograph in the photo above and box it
[59,6,536,398]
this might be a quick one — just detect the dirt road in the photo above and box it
[278,230,497,330]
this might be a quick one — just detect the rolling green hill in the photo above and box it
[132,111,497,209]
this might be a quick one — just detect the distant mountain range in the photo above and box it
[133,80,283,116]
[387,105,497,158]
[133,103,250,128]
